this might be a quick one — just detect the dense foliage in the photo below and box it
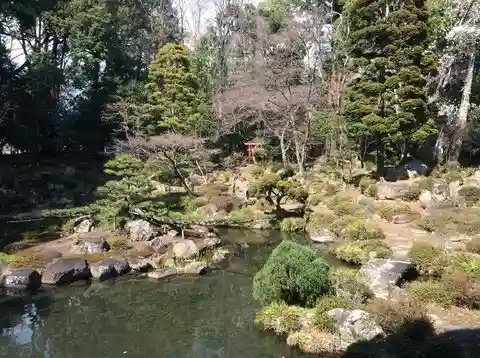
[252,240,331,307]
[345,0,436,175]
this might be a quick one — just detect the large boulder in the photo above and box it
[356,258,417,299]
[42,258,91,285]
[377,181,413,200]
[172,240,199,260]
[125,219,157,241]
[309,229,335,243]
[72,234,110,254]
[73,216,94,233]
[149,235,175,252]
[328,308,384,345]
[1,269,42,290]
[90,258,130,281]
[193,235,222,253]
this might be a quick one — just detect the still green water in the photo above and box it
[0,229,331,358]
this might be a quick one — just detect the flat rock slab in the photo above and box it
[41,258,91,285]
[147,268,178,279]
[2,269,41,290]
[72,233,111,254]
[310,229,335,243]
[90,258,130,281]
[357,259,417,299]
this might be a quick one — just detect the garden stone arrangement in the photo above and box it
[0,224,225,293]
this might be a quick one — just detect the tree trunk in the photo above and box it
[448,52,476,163]
[279,134,288,167]
[376,133,385,178]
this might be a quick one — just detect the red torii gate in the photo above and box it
[244,142,263,163]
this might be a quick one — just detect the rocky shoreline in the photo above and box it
[0,220,230,294]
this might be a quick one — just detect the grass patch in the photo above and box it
[255,302,306,334]
[377,202,419,222]
[333,240,392,264]
[280,218,306,232]
[107,236,129,251]
[416,208,480,235]
[406,280,453,308]
[401,185,421,201]
[0,252,49,268]
[365,298,429,334]
[407,241,445,276]
[306,212,336,233]
[458,186,480,207]
[442,270,480,309]
[329,267,373,304]
[229,207,266,222]
[343,219,385,241]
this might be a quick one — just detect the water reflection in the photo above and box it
[0,230,322,358]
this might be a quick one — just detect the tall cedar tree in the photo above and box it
[345,0,436,176]
[145,44,201,133]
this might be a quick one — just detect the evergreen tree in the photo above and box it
[145,43,201,133]
[345,0,437,176]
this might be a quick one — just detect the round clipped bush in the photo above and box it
[253,240,331,307]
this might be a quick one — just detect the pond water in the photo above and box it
[0,229,336,358]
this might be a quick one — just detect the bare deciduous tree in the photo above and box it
[214,7,332,173]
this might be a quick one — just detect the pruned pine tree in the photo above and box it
[345,0,437,176]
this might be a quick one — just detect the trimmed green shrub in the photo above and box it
[280,218,306,232]
[333,240,392,264]
[253,240,331,306]
[343,220,386,241]
[458,186,480,207]
[407,242,444,276]
[407,281,453,308]
[331,201,365,217]
[254,302,305,334]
